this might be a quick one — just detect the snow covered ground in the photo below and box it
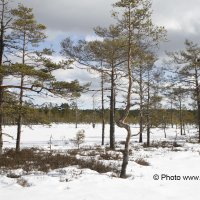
[0,123,200,200]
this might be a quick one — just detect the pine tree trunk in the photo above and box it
[101,69,105,146]
[147,121,150,147]
[146,69,151,147]
[75,106,78,128]
[0,88,3,155]
[16,115,22,152]
[16,75,24,152]
[171,100,174,128]
[139,65,143,143]
[198,102,200,143]
[139,109,143,143]
[0,60,3,156]
[0,128,2,155]
[120,125,131,178]
[92,96,96,128]
[16,30,26,152]
[102,117,105,145]
[0,79,3,155]
[0,2,5,155]
[146,106,150,147]
[194,67,200,143]
[196,100,200,143]
[179,98,183,135]
[110,63,115,150]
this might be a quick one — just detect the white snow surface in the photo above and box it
[0,123,200,200]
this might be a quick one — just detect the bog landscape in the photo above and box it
[0,0,200,199]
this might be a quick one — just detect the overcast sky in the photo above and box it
[14,0,200,53]
[12,0,200,108]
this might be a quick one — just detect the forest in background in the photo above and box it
[3,103,196,128]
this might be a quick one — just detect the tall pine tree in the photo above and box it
[11,4,46,152]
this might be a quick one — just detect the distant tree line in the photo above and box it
[3,102,196,128]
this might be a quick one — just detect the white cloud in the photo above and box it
[163,20,182,31]
[85,35,103,42]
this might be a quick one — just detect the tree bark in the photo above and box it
[194,66,200,142]
[0,0,6,155]
[139,65,143,143]
[0,81,3,155]
[170,100,174,128]
[179,97,183,135]
[101,68,105,146]
[146,69,150,147]
[16,75,24,152]
[75,98,78,128]
[119,124,131,178]
[110,62,115,150]
[16,31,26,152]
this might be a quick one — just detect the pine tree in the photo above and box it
[88,25,125,150]
[0,0,12,155]
[61,26,125,149]
[168,40,200,142]
[113,0,165,178]
[10,4,46,152]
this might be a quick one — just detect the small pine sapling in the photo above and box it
[71,129,85,149]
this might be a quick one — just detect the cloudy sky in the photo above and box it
[12,0,200,108]
[15,0,200,52]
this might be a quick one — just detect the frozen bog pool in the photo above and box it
[0,123,200,200]
[3,123,127,149]
[2,123,190,149]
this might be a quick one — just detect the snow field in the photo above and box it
[0,123,200,200]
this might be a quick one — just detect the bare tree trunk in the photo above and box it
[101,68,105,146]
[183,120,186,135]
[16,75,24,152]
[16,30,26,152]
[197,102,200,143]
[0,86,3,155]
[194,66,200,143]
[110,62,115,150]
[170,100,174,128]
[146,121,150,147]
[75,98,78,128]
[179,97,183,135]
[139,65,143,143]
[0,77,3,155]
[139,105,143,143]
[16,115,22,151]
[0,127,2,155]
[120,124,131,177]
[92,95,95,128]
[163,115,167,138]
[0,68,3,156]
[146,69,150,147]
[0,0,6,155]
[0,33,4,154]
